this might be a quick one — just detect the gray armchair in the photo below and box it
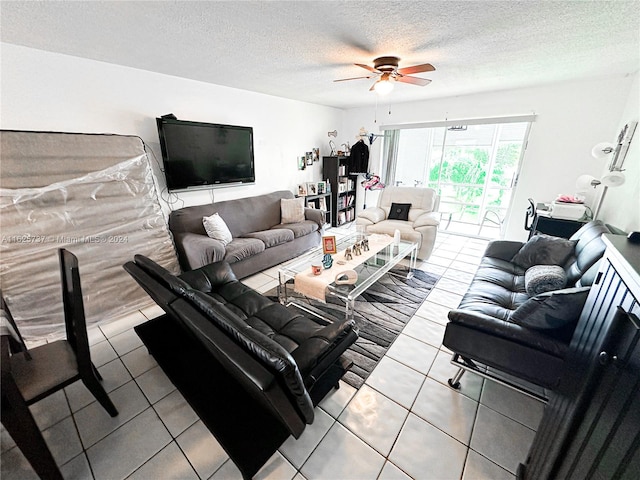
[356,186,440,260]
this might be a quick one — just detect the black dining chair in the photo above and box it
[1,248,118,479]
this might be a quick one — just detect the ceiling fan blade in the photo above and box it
[334,75,374,82]
[355,63,379,73]
[369,80,378,92]
[396,75,432,86]
[397,63,435,75]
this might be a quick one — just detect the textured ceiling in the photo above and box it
[1,1,639,109]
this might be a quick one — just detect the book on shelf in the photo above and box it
[338,165,347,176]
[318,198,327,211]
[337,211,346,225]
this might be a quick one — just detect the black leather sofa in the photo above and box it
[123,255,358,478]
[443,220,614,398]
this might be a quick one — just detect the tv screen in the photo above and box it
[156,117,255,192]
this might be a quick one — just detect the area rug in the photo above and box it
[266,267,439,389]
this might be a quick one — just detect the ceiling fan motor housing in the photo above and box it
[373,56,400,72]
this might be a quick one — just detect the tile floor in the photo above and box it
[1,227,545,480]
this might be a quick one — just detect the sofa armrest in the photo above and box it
[414,211,440,228]
[483,240,524,261]
[356,207,386,225]
[304,207,325,228]
[291,319,358,378]
[173,232,226,270]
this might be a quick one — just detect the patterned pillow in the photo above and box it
[510,286,590,330]
[511,234,577,269]
[281,197,305,224]
[525,265,567,296]
[202,213,232,246]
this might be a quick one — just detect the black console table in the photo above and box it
[529,214,587,239]
[519,234,640,479]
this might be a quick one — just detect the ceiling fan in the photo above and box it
[334,56,435,93]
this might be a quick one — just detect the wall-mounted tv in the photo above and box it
[156,117,255,192]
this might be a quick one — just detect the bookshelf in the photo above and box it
[322,156,357,227]
[303,192,331,228]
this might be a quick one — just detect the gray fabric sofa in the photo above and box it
[169,190,324,278]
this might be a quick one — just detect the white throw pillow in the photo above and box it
[281,198,305,224]
[202,213,232,246]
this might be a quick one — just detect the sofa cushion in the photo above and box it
[525,265,567,296]
[224,238,266,263]
[511,234,577,269]
[509,286,590,330]
[388,202,411,221]
[281,198,305,224]
[243,229,294,248]
[365,220,422,245]
[203,213,233,246]
[274,220,319,239]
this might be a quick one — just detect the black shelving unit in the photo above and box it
[322,156,357,227]
[303,193,331,228]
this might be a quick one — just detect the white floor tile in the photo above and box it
[402,315,445,348]
[426,288,463,309]
[463,450,515,480]
[280,409,334,469]
[365,357,425,409]
[242,272,274,290]
[176,421,228,479]
[414,300,452,326]
[1,425,16,454]
[318,380,357,418]
[153,389,199,438]
[135,365,176,404]
[412,377,478,444]
[90,339,118,367]
[99,311,147,339]
[254,452,298,480]
[449,260,479,273]
[140,304,165,320]
[86,407,171,480]
[121,345,158,378]
[300,423,385,480]
[338,385,409,456]
[60,453,93,480]
[436,276,473,295]
[386,333,438,374]
[42,416,83,466]
[390,413,467,480]
[0,446,40,480]
[74,380,149,448]
[442,268,476,284]
[29,390,70,431]
[108,328,144,356]
[470,405,536,474]
[378,461,413,480]
[480,381,545,431]
[64,358,132,413]
[128,442,199,480]
[427,350,484,401]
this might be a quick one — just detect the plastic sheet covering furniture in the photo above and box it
[0,130,179,341]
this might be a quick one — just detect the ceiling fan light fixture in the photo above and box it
[374,78,394,95]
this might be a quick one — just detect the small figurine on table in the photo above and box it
[344,247,353,261]
[322,253,333,269]
[361,238,369,251]
[352,242,362,256]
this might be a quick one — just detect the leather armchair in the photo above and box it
[356,186,440,260]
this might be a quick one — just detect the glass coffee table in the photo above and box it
[278,232,418,321]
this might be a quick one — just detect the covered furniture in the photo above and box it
[169,190,324,278]
[1,249,118,480]
[124,255,358,478]
[355,186,440,260]
[443,220,615,398]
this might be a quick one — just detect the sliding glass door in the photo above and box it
[384,120,530,236]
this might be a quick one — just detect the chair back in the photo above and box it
[377,186,439,221]
[58,249,92,375]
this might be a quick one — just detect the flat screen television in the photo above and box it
[156,117,255,192]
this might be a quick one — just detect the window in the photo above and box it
[381,116,533,235]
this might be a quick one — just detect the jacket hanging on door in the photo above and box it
[348,140,369,174]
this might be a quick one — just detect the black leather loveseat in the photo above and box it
[124,255,358,478]
[443,220,615,398]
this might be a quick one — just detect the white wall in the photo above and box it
[344,75,636,240]
[0,44,347,210]
[597,73,639,233]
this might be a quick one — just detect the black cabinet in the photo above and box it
[530,214,587,239]
[322,156,357,227]
[520,235,640,479]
